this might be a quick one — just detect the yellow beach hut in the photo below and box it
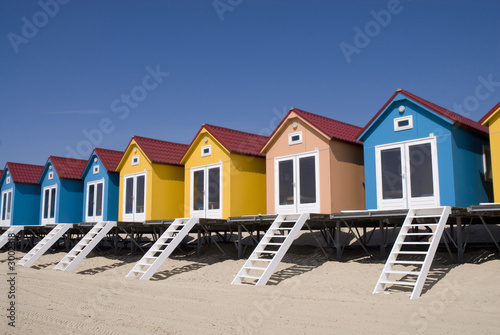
[479,102,500,201]
[181,124,268,219]
[116,136,189,222]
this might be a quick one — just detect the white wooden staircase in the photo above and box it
[53,221,117,272]
[0,226,24,249]
[18,224,73,267]
[373,206,451,299]
[126,217,199,280]
[232,213,310,286]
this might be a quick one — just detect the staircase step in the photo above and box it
[401,232,434,236]
[397,242,431,245]
[385,270,421,275]
[243,266,267,271]
[237,274,261,280]
[394,251,428,255]
[388,260,424,265]
[380,280,416,286]
[261,242,283,246]
[249,258,272,262]
[254,250,277,254]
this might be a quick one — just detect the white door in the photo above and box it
[123,173,146,222]
[275,152,320,214]
[0,189,13,226]
[42,185,57,224]
[86,180,104,222]
[375,137,440,209]
[190,164,222,219]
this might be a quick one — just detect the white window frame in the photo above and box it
[85,179,105,222]
[288,131,303,145]
[122,171,147,222]
[483,145,493,182]
[274,150,320,214]
[131,155,140,166]
[201,145,212,157]
[394,115,413,132]
[0,189,13,226]
[6,176,10,185]
[93,165,100,174]
[375,136,440,210]
[41,184,57,225]
[190,162,223,219]
[48,171,54,180]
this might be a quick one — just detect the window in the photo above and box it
[394,115,413,131]
[483,146,493,182]
[6,176,10,185]
[48,171,54,180]
[93,165,99,174]
[1,190,13,224]
[131,155,139,166]
[201,145,211,157]
[288,131,303,145]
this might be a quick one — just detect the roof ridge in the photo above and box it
[133,135,189,146]
[203,123,269,139]
[291,107,363,130]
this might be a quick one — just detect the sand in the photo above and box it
[1,242,499,335]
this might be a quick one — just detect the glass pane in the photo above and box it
[6,192,11,219]
[87,184,95,217]
[279,160,294,206]
[136,175,145,214]
[125,178,133,214]
[409,143,434,198]
[43,189,49,219]
[208,168,220,210]
[299,156,316,204]
[2,193,6,220]
[193,170,204,211]
[50,188,56,219]
[96,183,103,217]
[381,148,403,200]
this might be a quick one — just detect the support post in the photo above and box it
[197,229,202,257]
[237,224,243,260]
[379,219,386,259]
[456,217,463,264]
[335,221,341,261]
[114,228,119,256]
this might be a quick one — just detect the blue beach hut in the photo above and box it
[81,148,123,222]
[358,89,492,210]
[0,163,44,226]
[39,156,87,225]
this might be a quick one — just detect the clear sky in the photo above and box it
[1,0,499,168]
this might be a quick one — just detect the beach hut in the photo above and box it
[261,107,364,214]
[180,124,268,219]
[81,148,123,222]
[116,136,188,222]
[0,162,44,226]
[479,102,500,202]
[358,88,492,210]
[39,156,87,224]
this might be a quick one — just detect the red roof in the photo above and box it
[48,156,87,180]
[191,124,269,158]
[5,162,44,184]
[0,170,3,179]
[479,101,500,125]
[93,148,124,173]
[132,136,189,165]
[266,108,363,148]
[360,88,488,137]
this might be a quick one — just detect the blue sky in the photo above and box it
[0,0,499,168]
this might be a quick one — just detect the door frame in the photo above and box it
[0,189,13,226]
[190,162,223,219]
[274,150,320,214]
[122,171,147,222]
[85,178,105,222]
[41,184,57,225]
[375,136,440,209]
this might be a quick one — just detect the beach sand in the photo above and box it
[1,240,499,335]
